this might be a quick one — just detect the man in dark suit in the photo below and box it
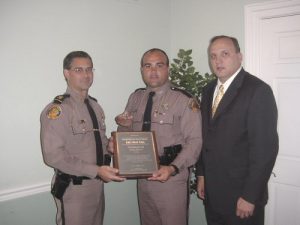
[196,35,278,225]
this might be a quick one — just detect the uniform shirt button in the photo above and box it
[82,129,86,132]
[160,120,163,124]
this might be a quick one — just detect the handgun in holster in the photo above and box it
[51,171,71,200]
[159,144,182,166]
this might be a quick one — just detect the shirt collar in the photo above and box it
[66,87,86,103]
[146,80,171,96]
[217,66,242,93]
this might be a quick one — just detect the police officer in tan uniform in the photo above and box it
[40,51,125,225]
[115,48,203,225]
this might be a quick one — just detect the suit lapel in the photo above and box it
[212,69,246,120]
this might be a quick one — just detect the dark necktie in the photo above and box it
[142,91,155,131]
[85,99,103,166]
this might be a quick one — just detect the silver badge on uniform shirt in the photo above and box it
[154,103,168,117]
[162,103,169,110]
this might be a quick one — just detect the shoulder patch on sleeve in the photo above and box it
[53,94,70,104]
[47,105,62,119]
[170,86,193,98]
[188,98,200,112]
[134,88,146,93]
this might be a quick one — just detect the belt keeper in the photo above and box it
[72,177,83,185]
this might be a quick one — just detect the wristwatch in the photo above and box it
[170,164,179,176]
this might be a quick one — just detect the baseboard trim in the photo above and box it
[0,183,51,202]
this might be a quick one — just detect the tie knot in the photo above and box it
[219,84,224,92]
[84,98,89,104]
[149,91,155,97]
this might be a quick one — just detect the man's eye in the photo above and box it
[222,52,229,57]
[75,68,83,73]
[86,68,93,73]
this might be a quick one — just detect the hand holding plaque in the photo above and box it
[111,131,159,178]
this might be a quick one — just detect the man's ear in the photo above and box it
[238,52,243,63]
[63,69,69,81]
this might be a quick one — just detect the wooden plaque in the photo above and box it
[111,131,159,178]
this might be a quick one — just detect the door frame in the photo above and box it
[245,0,300,76]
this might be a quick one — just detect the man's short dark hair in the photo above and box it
[209,35,241,53]
[63,51,93,70]
[140,48,169,67]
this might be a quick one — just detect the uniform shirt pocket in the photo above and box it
[71,119,93,134]
[152,114,181,143]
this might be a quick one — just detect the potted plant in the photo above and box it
[169,49,215,194]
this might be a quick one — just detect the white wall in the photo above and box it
[170,0,275,74]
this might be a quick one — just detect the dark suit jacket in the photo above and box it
[196,68,278,214]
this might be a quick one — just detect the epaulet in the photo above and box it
[170,86,193,98]
[171,86,200,112]
[53,94,70,104]
[88,95,97,102]
[134,88,146,93]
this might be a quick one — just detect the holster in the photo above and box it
[159,144,182,165]
[104,154,111,166]
[51,172,71,200]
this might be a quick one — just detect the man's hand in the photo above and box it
[197,176,205,200]
[97,166,126,183]
[236,197,255,219]
[115,111,133,127]
[147,166,174,182]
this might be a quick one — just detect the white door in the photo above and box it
[261,13,300,225]
[245,1,300,225]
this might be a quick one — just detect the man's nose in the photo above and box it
[150,66,158,72]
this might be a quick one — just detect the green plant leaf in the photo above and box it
[170,49,216,194]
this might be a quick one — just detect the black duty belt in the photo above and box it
[56,154,111,185]
[56,172,97,185]
[70,175,97,185]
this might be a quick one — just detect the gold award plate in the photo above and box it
[112,131,159,178]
